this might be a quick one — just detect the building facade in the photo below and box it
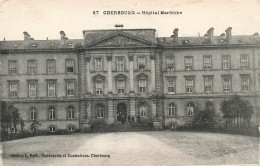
[0,27,259,132]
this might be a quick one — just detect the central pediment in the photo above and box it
[83,31,157,48]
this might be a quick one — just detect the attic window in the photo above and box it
[32,44,36,47]
[220,39,224,43]
[14,45,18,47]
[184,40,189,44]
[69,43,72,46]
[238,40,242,43]
[51,43,55,47]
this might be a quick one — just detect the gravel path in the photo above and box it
[1,131,259,166]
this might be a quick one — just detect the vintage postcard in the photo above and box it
[0,0,259,166]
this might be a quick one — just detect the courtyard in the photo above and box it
[0,131,259,166]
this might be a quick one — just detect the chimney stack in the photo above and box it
[23,31,31,42]
[60,31,68,40]
[225,27,232,41]
[253,32,259,36]
[207,27,214,42]
[220,33,225,36]
[173,28,179,43]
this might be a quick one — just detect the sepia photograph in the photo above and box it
[0,0,259,166]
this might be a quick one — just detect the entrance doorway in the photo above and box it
[117,103,127,123]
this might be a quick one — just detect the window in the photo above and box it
[223,77,231,92]
[185,78,194,93]
[68,126,75,131]
[95,58,102,71]
[117,80,125,94]
[47,59,56,74]
[204,56,212,70]
[222,56,230,69]
[168,104,176,116]
[27,60,37,74]
[49,107,56,120]
[49,126,56,132]
[166,57,174,73]
[9,60,17,75]
[117,57,124,71]
[66,82,75,96]
[241,75,249,91]
[138,57,146,70]
[139,80,146,93]
[187,106,194,116]
[140,104,147,117]
[96,104,104,118]
[0,60,2,70]
[68,106,75,119]
[96,80,103,95]
[30,107,36,120]
[47,82,56,97]
[167,80,175,94]
[9,82,18,98]
[28,82,37,97]
[241,55,249,69]
[204,76,213,93]
[66,59,74,73]
[185,57,193,70]
[11,128,17,133]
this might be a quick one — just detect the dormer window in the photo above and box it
[138,57,145,71]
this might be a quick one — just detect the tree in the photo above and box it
[30,120,41,134]
[0,101,11,135]
[193,101,216,128]
[221,95,253,128]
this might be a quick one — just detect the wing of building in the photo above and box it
[0,27,259,133]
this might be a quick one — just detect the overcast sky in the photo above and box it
[0,0,259,40]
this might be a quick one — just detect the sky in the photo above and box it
[0,0,259,40]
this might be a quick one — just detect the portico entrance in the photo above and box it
[117,103,127,124]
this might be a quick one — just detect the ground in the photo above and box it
[0,131,259,166]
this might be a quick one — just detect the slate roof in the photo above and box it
[157,35,260,46]
[0,29,259,51]
[0,39,82,50]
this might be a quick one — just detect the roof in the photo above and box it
[157,35,260,46]
[0,39,82,51]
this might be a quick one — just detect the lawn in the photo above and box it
[0,131,258,166]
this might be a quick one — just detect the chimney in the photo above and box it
[173,28,179,43]
[253,32,259,36]
[23,31,31,42]
[60,31,68,40]
[207,27,214,42]
[225,27,232,41]
[220,33,225,36]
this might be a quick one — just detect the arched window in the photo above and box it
[30,107,36,120]
[68,106,75,119]
[168,103,176,116]
[49,106,56,120]
[140,103,147,117]
[187,103,194,116]
[96,104,104,118]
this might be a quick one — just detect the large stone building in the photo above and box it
[0,27,259,133]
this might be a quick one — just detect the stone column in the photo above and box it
[85,56,91,94]
[150,53,156,92]
[130,98,136,121]
[86,101,92,120]
[129,54,134,93]
[107,55,113,93]
[107,100,114,124]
